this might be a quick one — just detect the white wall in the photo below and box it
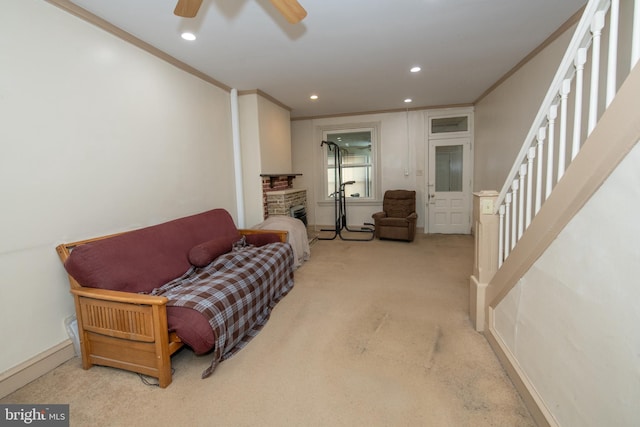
[238,93,263,227]
[477,4,640,424]
[291,111,425,228]
[494,140,640,426]
[258,96,292,175]
[0,0,235,375]
[238,93,292,227]
[474,27,575,192]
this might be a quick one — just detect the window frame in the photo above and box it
[428,112,472,139]
[319,122,381,203]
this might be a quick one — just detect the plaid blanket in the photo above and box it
[150,242,294,378]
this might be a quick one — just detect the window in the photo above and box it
[428,113,471,138]
[431,116,468,133]
[435,145,463,192]
[321,125,379,201]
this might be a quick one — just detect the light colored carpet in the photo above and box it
[2,234,535,427]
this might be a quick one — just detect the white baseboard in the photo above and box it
[469,275,487,332]
[485,308,558,427]
[0,340,76,399]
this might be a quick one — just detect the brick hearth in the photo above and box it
[261,175,306,220]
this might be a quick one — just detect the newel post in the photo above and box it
[469,191,499,332]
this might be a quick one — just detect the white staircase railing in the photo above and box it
[495,0,640,267]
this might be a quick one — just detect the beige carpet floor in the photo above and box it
[2,233,535,427]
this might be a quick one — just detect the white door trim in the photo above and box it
[423,108,474,234]
[427,137,472,233]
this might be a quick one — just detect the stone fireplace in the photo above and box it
[266,188,307,221]
[261,174,307,223]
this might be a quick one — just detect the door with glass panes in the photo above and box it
[427,137,471,233]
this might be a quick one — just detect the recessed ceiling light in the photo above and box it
[181,32,196,41]
[310,94,319,100]
[410,66,421,73]
[404,98,413,103]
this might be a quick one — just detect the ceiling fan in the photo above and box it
[173,0,307,24]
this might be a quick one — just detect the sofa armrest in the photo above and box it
[371,211,387,220]
[408,212,418,220]
[71,287,168,305]
[239,228,288,243]
[71,286,170,344]
[68,281,180,388]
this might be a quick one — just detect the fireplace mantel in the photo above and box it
[267,188,306,196]
[260,173,302,188]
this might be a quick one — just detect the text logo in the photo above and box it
[1,405,69,426]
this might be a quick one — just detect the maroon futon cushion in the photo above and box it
[64,209,240,294]
[188,235,238,268]
[166,307,215,354]
[188,233,281,267]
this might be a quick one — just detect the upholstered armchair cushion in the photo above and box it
[372,190,418,242]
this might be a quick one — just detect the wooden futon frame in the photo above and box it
[56,228,287,388]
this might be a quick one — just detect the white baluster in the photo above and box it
[493,0,640,274]
[511,180,518,250]
[558,79,571,179]
[588,10,605,135]
[498,204,505,267]
[535,127,545,214]
[572,48,587,161]
[526,148,536,229]
[606,0,620,107]
[632,0,640,68]
[546,103,558,199]
[518,168,526,240]
[504,194,511,259]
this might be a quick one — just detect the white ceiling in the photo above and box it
[67,0,586,118]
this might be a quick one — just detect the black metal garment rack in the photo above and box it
[318,140,375,241]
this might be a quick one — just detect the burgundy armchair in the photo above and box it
[372,190,418,242]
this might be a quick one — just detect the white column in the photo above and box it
[572,48,587,161]
[588,10,605,135]
[230,89,245,228]
[518,165,526,239]
[606,0,620,106]
[558,79,571,179]
[504,194,512,259]
[498,204,505,268]
[535,127,545,214]
[511,179,519,249]
[526,148,536,229]
[470,191,499,332]
[632,0,640,68]
[546,103,558,199]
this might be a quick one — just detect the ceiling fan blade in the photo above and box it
[270,0,307,24]
[174,0,203,18]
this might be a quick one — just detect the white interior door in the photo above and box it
[427,138,472,234]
